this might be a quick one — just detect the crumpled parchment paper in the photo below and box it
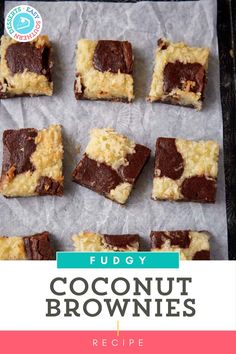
[1,0,227,259]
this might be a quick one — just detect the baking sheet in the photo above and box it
[0,0,228,259]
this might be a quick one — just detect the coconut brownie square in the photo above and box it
[0,35,53,98]
[72,232,139,252]
[72,128,151,204]
[147,38,210,110]
[152,137,219,203]
[150,230,210,260]
[74,39,134,102]
[0,231,55,260]
[0,124,64,197]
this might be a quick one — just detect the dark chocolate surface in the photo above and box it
[72,154,123,194]
[103,234,139,247]
[35,176,63,196]
[2,128,37,177]
[93,40,133,74]
[6,42,51,79]
[150,231,191,249]
[163,61,205,95]
[23,231,55,260]
[155,138,184,180]
[193,250,210,260]
[72,144,150,202]
[181,176,216,203]
[118,144,151,183]
[154,138,217,203]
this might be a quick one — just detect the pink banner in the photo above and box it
[0,331,235,354]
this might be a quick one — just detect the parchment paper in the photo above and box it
[1,0,228,259]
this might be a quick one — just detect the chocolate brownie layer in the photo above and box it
[6,42,51,78]
[74,39,134,102]
[150,230,210,260]
[152,137,219,203]
[72,128,150,204]
[0,35,53,98]
[151,230,190,249]
[73,155,123,195]
[93,40,133,74]
[193,250,210,260]
[23,232,55,260]
[72,231,140,252]
[181,176,216,202]
[163,61,205,94]
[154,138,184,180]
[2,129,37,176]
[35,176,64,196]
[0,231,55,260]
[0,125,64,197]
[148,38,209,110]
[103,234,139,247]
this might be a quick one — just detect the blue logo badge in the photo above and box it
[5,5,43,42]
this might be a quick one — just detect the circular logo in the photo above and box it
[5,5,43,42]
